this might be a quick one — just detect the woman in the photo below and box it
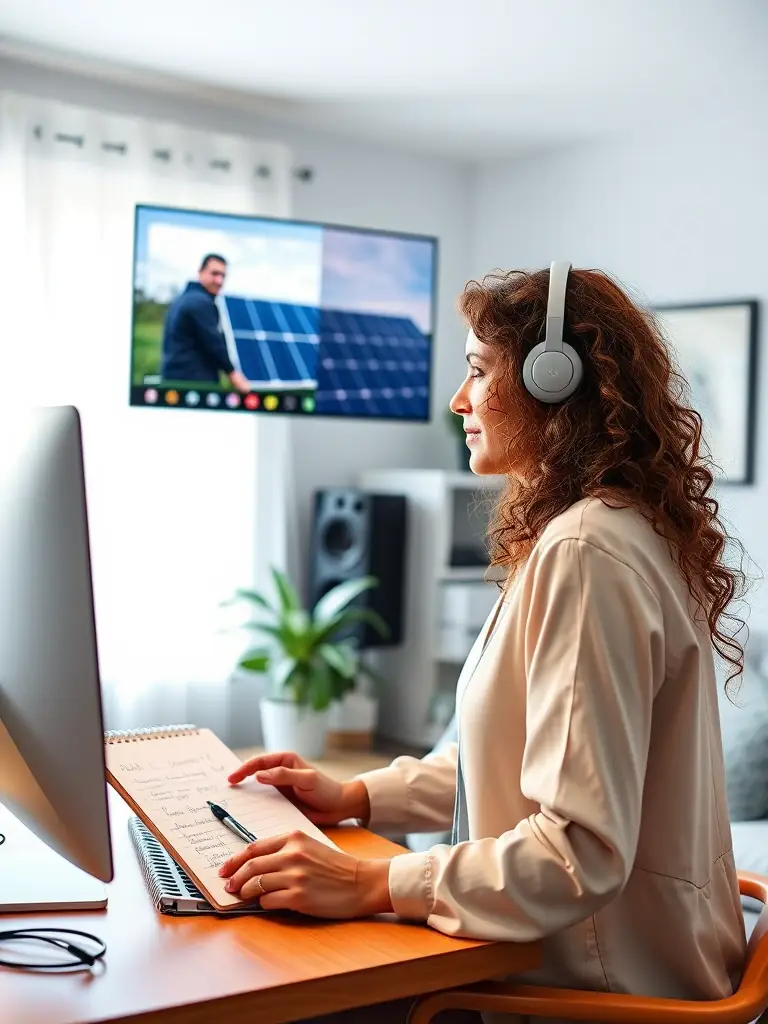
[220,265,748,1017]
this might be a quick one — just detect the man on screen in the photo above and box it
[161,254,251,393]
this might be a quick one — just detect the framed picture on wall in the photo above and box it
[655,300,759,485]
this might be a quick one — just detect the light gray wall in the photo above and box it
[471,123,768,629]
[0,56,471,592]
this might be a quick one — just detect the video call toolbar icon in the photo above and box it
[142,388,317,414]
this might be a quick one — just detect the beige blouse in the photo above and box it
[358,497,746,1015]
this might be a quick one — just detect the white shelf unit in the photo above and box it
[359,469,505,748]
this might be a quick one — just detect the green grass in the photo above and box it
[131,321,163,386]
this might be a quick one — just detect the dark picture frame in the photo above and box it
[655,300,759,485]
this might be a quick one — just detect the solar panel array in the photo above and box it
[223,297,319,387]
[222,296,430,420]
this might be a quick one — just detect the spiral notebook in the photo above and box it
[105,724,337,913]
[127,816,268,915]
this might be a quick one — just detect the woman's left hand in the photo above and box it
[217,831,394,919]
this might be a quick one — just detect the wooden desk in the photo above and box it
[1,792,541,1024]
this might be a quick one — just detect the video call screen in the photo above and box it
[130,205,437,421]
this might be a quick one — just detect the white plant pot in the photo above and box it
[259,698,329,761]
[327,691,379,750]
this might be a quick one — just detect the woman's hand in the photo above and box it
[218,831,393,918]
[227,751,370,827]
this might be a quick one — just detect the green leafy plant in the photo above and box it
[228,568,389,712]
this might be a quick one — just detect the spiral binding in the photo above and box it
[104,724,199,743]
[128,817,205,908]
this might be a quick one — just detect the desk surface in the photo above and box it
[2,793,540,1024]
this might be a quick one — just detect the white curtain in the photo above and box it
[0,92,294,737]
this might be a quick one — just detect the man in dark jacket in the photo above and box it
[161,254,251,393]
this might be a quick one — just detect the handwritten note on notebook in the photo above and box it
[105,726,337,911]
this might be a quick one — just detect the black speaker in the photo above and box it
[307,488,407,647]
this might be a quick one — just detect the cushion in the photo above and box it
[716,662,768,822]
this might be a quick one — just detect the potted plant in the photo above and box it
[446,408,471,471]
[230,568,388,759]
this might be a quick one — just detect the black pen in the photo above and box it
[207,800,257,844]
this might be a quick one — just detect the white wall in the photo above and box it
[0,56,472,594]
[471,124,768,630]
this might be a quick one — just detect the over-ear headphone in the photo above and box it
[522,261,583,404]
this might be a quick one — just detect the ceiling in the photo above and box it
[1,0,767,160]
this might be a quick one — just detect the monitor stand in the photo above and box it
[0,807,107,913]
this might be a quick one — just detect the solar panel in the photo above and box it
[222,296,430,419]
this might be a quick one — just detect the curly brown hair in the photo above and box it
[459,268,748,688]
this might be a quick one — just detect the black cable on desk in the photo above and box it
[0,927,107,970]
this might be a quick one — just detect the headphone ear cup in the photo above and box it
[522,341,583,404]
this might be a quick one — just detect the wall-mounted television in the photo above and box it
[130,205,437,421]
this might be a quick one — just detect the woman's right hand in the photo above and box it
[227,751,370,827]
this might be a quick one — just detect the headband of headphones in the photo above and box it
[521,261,583,404]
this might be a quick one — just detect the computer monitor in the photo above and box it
[0,405,113,912]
